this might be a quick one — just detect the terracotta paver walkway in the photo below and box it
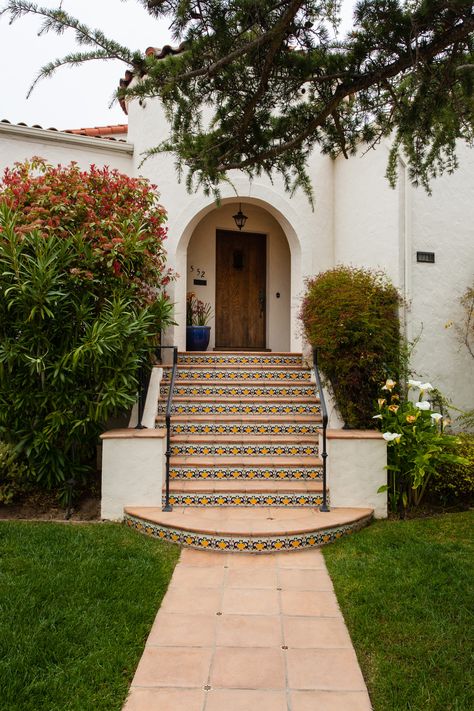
[123,548,372,711]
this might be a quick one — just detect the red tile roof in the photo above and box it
[65,124,128,137]
[119,43,187,114]
[0,119,128,142]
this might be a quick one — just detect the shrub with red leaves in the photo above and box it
[0,157,172,304]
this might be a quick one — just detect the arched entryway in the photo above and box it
[186,201,291,351]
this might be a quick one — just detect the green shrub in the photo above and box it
[300,266,402,428]
[426,433,474,506]
[0,160,174,491]
[0,442,31,504]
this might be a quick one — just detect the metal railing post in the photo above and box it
[135,362,148,429]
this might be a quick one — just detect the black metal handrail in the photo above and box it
[312,348,329,512]
[161,345,178,512]
[135,361,150,429]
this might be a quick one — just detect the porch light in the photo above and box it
[233,203,248,230]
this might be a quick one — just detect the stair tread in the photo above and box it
[170,456,322,466]
[163,368,311,373]
[166,396,320,403]
[168,480,324,493]
[125,506,372,536]
[162,414,321,423]
[170,434,317,443]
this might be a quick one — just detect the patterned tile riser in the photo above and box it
[170,423,320,436]
[164,493,327,507]
[170,467,322,481]
[124,514,372,552]
[162,369,311,381]
[161,384,316,397]
[158,403,321,416]
[170,443,319,457]
[178,354,303,366]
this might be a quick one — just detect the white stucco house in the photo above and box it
[2,93,472,413]
[1,79,473,541]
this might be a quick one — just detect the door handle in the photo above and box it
[258,290,265,317]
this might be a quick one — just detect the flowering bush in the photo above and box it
[375,379,467,512]
[300,266,402,428]
[186,292,212,326]
[0,160,175,494]
[0,157,173,304]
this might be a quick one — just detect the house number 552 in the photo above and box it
[190,265,206,278]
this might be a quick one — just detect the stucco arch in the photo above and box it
[165,182,304,352]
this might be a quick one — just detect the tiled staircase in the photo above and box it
[124,352,373,552]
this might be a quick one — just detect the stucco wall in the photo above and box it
[0,123,134,175]
[408,146,474,413]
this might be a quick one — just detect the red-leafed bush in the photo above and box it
[300,266,402,429]
[0,157,173,303]
[0,159,175,496]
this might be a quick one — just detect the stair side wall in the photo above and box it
[324,431,387,518]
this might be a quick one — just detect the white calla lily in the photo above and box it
[372,414,382,419]
[408,379,422,388]
[431,413,443,422]
[415,401,431,411]
[383,432,402,442]
[419,382,434,391]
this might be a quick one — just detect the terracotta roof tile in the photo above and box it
[65,124,128,137]
[119,43,187,114]
[0,119,128,143]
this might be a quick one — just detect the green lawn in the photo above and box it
[323,511,474,711]
[0,522,180,711]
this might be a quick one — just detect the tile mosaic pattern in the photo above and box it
[161,384,316,397]
[170,443,319,457]
[163,368,311,381]
[171,422,320,436]
[124,513,372,552]
[170,466,323,480]
[178,353,303,365]
[164,492,326,507]
[160,402,321,416]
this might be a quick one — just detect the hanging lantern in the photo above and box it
[233,203,248,230]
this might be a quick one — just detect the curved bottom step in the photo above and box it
[124,506,373,553]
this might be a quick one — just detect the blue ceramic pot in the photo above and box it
[186,326,211,351]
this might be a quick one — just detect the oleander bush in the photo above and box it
[300,266,402,428]
[0,160,174,494]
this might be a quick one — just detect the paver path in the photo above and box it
[123,548,372,711]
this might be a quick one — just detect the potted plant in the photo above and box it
[186,292,212,351]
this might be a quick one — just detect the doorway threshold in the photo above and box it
[213,347,272,352]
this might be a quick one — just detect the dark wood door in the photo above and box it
[215,230,266,349]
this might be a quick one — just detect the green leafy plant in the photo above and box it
[186,292,212,326]
[375,379,468,512]
[300,266,402,428]
[426,433,474,506]
[0,441,32,504]
[0,161,174,491]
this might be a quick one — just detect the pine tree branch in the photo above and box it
[218,15,474,171]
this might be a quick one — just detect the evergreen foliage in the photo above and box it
[300,266,402,428]
[2,1,473,199]
[0,162,173,491]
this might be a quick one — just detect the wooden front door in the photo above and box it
[215,230,266,349]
